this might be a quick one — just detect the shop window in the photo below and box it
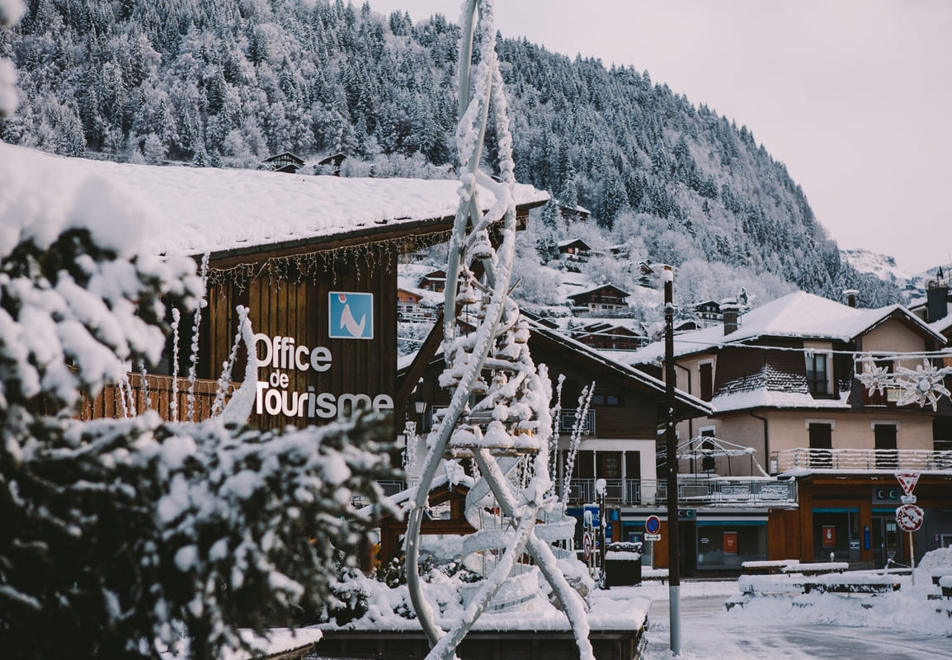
[812,508,859,561]
[808,422,833,468]
[874,424,897,469]
[695,522,766,570]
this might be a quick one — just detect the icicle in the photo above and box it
[186,252,210,422]
[139,362,152,411]
[170,307,181,423]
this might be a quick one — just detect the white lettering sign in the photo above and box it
[252,333,393,420]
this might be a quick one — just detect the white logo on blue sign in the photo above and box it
[328,292,373,340]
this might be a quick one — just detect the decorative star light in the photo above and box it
[856,355,952,411]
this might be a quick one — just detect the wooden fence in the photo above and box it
[80,373,234,423]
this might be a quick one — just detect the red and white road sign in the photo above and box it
[582,531,593,561]
[896,503,924,532]
[895,472,920,497]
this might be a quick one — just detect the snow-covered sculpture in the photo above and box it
[402,2,594,658]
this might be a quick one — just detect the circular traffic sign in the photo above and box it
[896,504,924,532]
[645,515,661,535]
[582,532,593,561]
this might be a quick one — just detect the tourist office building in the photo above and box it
[68,152,547,432]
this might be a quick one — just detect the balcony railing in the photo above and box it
[772,447,952,473]
[565,477,796,506]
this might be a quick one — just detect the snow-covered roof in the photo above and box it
[525,319,712,418]
[623,291,946,365]
[567,283,630,300]
[0,143,547,258]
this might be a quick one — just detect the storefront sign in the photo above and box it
[821,525,836,548]
[253,332,393,419]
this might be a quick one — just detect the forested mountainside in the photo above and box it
[2,0,899,306]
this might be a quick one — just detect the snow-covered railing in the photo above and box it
[565,477,795,506]
[773,447,952,473]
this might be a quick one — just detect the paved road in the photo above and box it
[642,592,952,659]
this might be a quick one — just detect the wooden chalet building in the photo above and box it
[397,318,711,558]
[418,269,447,293]
[557,238,592,259]
[571,320,645,351]
[264,151,305,174]
[45,150,548,431]
[568,284,630,314]
[624,291,952,570]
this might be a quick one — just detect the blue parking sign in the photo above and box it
[328,292,374,339]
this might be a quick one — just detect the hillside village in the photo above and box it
[3,1,952,658]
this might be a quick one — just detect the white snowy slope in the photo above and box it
[0,142,547,257]
[840,248,913,283]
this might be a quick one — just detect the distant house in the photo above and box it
[419,269,447,293]
[694,300,721,321]
[397,288,423,316]
[609,244,630,258]
[263,152,305,174]
[557,238,592,259]
[568,284,630,314]
[572,320,644,350]
[557,202,590,223]
[397,287,441,322]
[317,152,346,176]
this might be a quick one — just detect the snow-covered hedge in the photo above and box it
[1,412,399,658]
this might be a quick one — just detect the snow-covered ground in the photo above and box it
[641,573,952,659]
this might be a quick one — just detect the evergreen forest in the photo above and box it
[0,0,900,306]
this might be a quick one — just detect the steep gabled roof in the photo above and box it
[624,291,946,365]
[568,283,631,301]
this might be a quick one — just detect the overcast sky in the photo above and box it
[366,0,951,274]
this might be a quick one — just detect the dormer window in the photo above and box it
[806,353,829,396]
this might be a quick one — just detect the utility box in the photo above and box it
[604,542,643,587]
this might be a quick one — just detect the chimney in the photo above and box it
[843,289,859,308]
[722,300,740,335]
[927,269,949,323]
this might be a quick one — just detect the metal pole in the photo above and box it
[664,265,681,655]
[908,532,916,585]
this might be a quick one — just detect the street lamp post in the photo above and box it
[663,265,681,655]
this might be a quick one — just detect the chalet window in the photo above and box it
[699,362,714,401]
[808,422,833,468]
[874,424,898,469]
[591,393,621,406]
[805,353,829,396]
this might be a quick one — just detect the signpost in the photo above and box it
[645,515,662,542]
[895,472,923,582]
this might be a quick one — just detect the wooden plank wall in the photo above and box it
[80,373,230,423]
[206,247,398,431]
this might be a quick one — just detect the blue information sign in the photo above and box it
[328,292,373,340]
